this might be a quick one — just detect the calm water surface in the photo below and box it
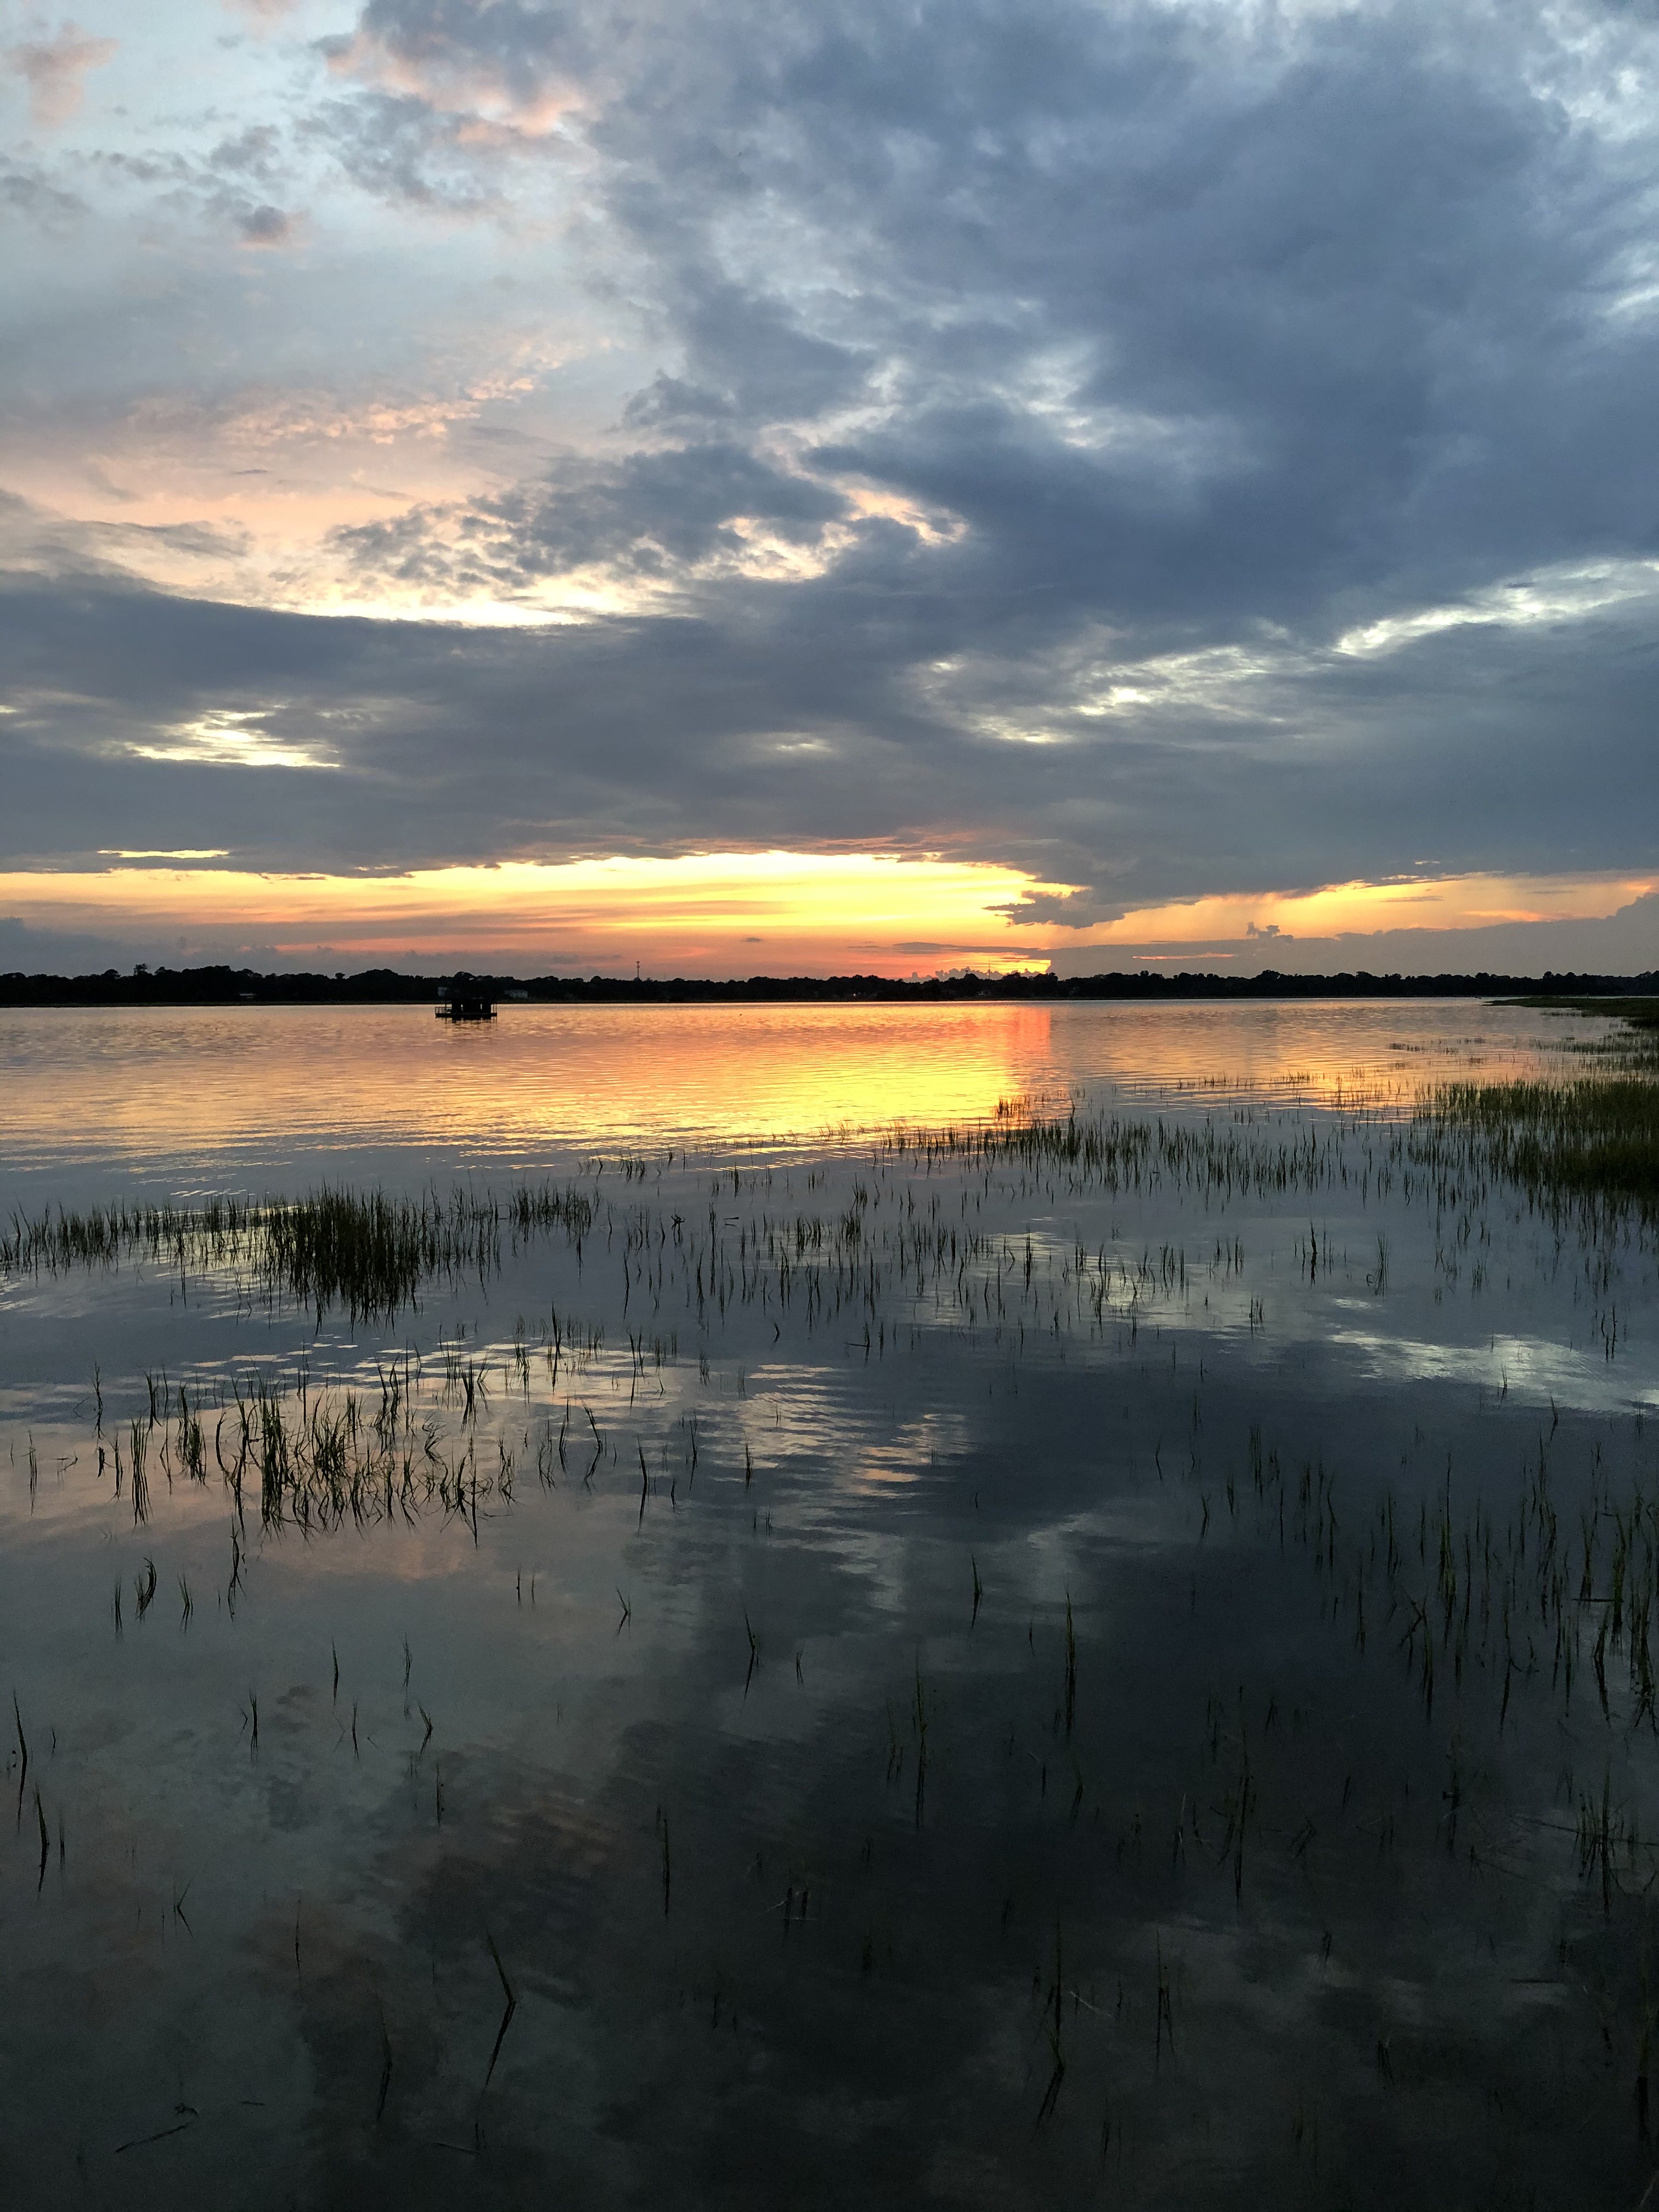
[2,1001,1655,2209]
[0,997,1598,1200]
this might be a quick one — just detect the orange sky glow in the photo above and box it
[4,854,1653,975]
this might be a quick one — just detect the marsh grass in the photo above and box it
[5,1069,1655,1370]
[12,1692,27,1829]
[482,1931,517,2089]
[1,1181,596,1324]
[1510,995,1659,1032]
[1427,1076,1659,1214]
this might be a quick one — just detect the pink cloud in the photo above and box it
[8,20,117,128]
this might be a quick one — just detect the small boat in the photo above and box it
[436,975,495,1021]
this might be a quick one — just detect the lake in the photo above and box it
[2,998,1654,2208]
[0,997,1587,1199]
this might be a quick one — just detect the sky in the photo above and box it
[2,0,1657,979]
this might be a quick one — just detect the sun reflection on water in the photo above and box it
[0,996,1609,1204]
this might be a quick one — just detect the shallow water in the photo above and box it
[0,996,1594,1202]
[3,1001,1657,2208]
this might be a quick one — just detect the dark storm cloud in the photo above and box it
[7,0,1659,929]
[4,555,1657,916]
[602,0,1654,640]
[332,441,852,584]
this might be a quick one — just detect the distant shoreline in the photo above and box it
[2,964,1657,1009]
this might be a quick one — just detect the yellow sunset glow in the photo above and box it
[1088,872,1659,949]
[0,851,1066,971]
[4,857,1650,974]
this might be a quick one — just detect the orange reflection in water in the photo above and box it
[0,998,1601,1201]
[0,1003,1053,1194]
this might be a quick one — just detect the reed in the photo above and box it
[12,1692,27,1828]
[0,1178,596,1324]
[1424,1075,1659,1215]
[483,1931,517,2089]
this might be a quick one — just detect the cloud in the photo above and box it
[4,0,1659,956]
[0,153,86,219]
[0,913,144,972]
[4,551,1655,932]
[292,1,1659,620]
[7,21,117,129]
[1047,893,1659,981]
[302,89,517,210]
[236,201,296,247]
[209,125,283,179]
[319,0,593,128]
[329,441,854,592]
